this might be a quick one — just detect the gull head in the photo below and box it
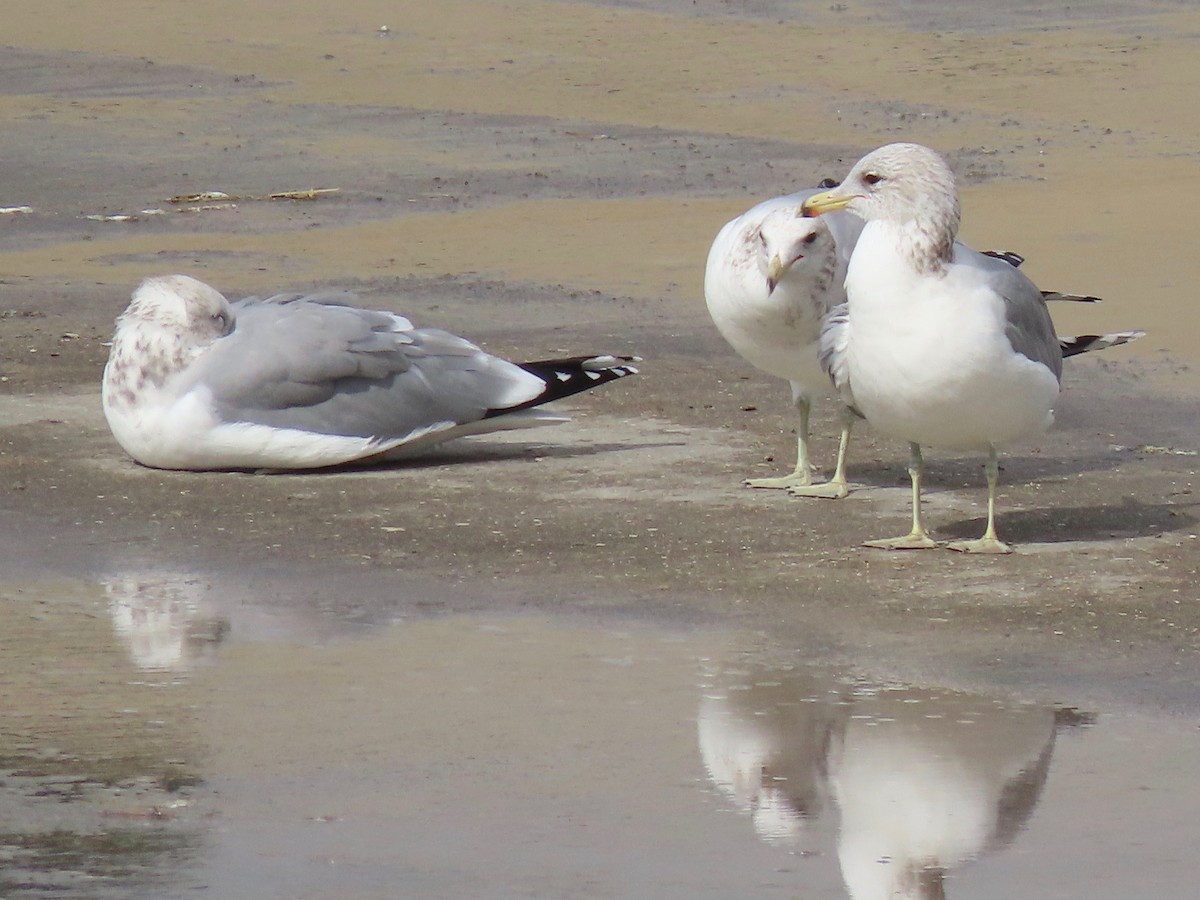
[802,143,961,266]
[120,274,235,342]
[759,209,835,295]
[103,275,236,425]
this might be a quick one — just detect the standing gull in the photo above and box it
[102,275,637,471]
[705,189,1139,504]
[705,191,863,497]
[803,142,1066,553]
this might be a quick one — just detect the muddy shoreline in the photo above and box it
[2,0,1198,698]
[1,1,1199,894]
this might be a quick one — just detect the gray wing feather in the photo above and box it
[958,246,1064,382]
[185,294,540,438]
[818,303,858,410]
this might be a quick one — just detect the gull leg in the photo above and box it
[790,405,856,499]
[746,396,816,489]
[864,442,940,550]
[947,447,1013,554]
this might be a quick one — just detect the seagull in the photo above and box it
[804,142,1096,553]
[705,188,1141,506]
[828,688,1059,900]
[704,192,863,497]
[102,275,637,471]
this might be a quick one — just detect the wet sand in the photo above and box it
[1,0,1199,895]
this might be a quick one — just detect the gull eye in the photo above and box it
[862,172,883,186]
[802,232,818,245]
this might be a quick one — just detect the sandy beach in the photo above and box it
[1,1,1198,896]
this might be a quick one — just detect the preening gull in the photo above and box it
[705,188,1141,504]
[705,191,863,498]
[102,275,637,471]
[803,142,1126,553]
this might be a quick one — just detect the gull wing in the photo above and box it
[184,294,544,440]
[956,247,1065,382]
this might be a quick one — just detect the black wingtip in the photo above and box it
[485,355,639,417]
[982,249,1026,268]
[1059,330,1145,358]
[1042,291,1103,304]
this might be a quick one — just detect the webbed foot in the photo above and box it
[946,537,1013,555]
[863,532,940,551]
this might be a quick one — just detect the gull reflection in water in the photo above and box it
[699,660,1089,899]
[104,572,230,672]
[698,667,849,853]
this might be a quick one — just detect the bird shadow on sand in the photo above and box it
[841,449,1131,492]
[259,436,687,475]
[936,495,1199,545]
[397,438,679,470]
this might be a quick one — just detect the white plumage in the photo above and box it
[703,185,1139,506]
[704,191,863,497]
[804,142,1066,553]
[102,275,636,471]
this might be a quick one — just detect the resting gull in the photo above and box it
[102,275,637,471]
[803,142,1130,553]
[705,188,1141,504]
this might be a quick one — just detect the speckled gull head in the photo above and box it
[801,142,961,269]
[103,275,236,424]
[105,274,234,405]
[116,274,235,342]
[757,208,837,295]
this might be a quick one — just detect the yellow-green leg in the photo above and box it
[947,446,1013,554]
[790,405,856,499]
[745,395,817,489]
[864,442,940,550]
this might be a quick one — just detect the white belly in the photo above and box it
[844,245,1060,451]
[705,254,830,395]
[104,384,389,470]
[849,330,1059,450]
[709,309,827,394]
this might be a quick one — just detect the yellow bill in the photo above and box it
[801,189,855,217]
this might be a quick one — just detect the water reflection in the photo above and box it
[698,668,848,851]
[699,660,1088,899]
[104,572,231,672]
[0,575,209,899]
[8,572,1193,899]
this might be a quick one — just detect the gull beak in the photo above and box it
[766,254,785,295]
[801,189,855,218]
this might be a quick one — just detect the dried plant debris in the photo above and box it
[167,191,235,204]
[79,189,338,223]
[166,188,339,204]
[264,188,340,201]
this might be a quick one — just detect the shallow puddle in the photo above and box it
[2,573,1198,899]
